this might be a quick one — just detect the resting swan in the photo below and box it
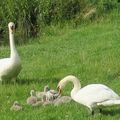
[57,75,120,114]
[0,22,22,82]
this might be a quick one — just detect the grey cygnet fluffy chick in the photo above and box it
[27,90,37,105]
[35,85,50,101]
[53,96,72,106]
[10,101,22,111]
[44,85,60,102]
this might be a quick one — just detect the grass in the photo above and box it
[0,19,120,120]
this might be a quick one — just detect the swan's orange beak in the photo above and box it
[57,86,62,95]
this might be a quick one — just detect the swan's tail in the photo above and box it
[97,99,120,106]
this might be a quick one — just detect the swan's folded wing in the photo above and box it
[76,84,119,105]
[0,58,11,71]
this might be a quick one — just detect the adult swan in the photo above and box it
[0,22,22,82]
[57,75,120,114]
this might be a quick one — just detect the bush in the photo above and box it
[0,0,119,45]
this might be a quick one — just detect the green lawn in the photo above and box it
[0,19,120,120]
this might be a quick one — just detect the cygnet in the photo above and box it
[27,90,37,105]
[10,101,22,111]
[53,96,72,106]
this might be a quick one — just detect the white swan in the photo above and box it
[57,75,120,114]
[0,22,22,82]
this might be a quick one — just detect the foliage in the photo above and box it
[0,0,119,44]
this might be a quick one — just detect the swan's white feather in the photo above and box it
[74,84,119,107]
[58,75,120,112]
[0,22,22,81]
[0,57,21,80]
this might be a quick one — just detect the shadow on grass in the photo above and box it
[107,72,120,81]
[1,77,60,85]
[101,108,120,116]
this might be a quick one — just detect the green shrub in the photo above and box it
[0,0,119,45]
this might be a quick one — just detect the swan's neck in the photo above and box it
[69,77,81,90]
[9,32,19,59]
[62,76,81,98]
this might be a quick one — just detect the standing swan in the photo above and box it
[0,22,22,82]
[57,75,120,114]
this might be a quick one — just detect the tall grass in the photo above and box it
[0,0,119,44]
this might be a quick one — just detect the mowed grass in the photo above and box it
[0,20,120,120]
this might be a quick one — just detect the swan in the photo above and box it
[0,22,22,82]
[57,75,120,114]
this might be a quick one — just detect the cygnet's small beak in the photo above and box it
[57,86,61,95]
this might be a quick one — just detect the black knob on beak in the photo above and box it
[10,26,14,31]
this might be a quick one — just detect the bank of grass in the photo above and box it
[0,18,120,119]
[0,0,119,43]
